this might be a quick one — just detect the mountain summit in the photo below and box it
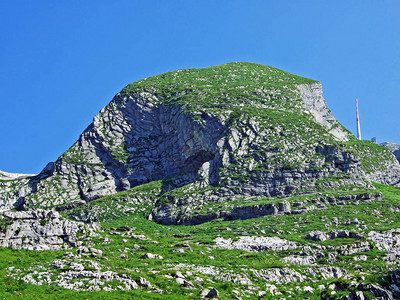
[1,62,399,219]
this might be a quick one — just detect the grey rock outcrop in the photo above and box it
[7,258,154,292]
[214,236,297,252]
[151,192,381,225]
[251,268,307,284]
[203,287,219,299]
[0,209,97,250]
[367,164,400,187]
[141,253,163,259]
[305,230,363,241]
[0,170,36,180]
[357,283,394,299]
[330,230,363,239]
[304,231,329,242]
[297,82,349,141]
[368,229,400,261]
[283,255,316,265]
[381,142,400,163]
[1,96,226,210]
[377,142,400,185]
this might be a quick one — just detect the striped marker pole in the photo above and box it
[356,98,362,140]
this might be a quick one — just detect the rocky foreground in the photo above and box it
[1,202,400,299]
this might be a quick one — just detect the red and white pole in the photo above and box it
[356,98,362,140]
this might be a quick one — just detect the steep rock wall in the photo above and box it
[1,93,227,209]
[381,142,400,163]
[297,83,350,141]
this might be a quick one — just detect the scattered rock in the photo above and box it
[330,230,363,239]
[172,248,185,253]
[348,291,365,300]
[215,236,297,252]
[89,247,103,257]
[141,253,163,259]
[304,231,329,241]
[353,255,368,261]
[174,234,192,238]
[8,260,142,292]
[201,289,211,298]
[204,287,219,298]
[251,268,306,284]
[137,277,152,287]
[358,283,394,299]
[368,229,400,261]
[303,286,314,293]
[283,255,316,265]
[116,226,130,232]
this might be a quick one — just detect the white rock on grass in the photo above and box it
[141,253,163,259]
[304,231,329,241]
[215,236,297,252]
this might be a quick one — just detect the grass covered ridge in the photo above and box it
[120,62,318,116]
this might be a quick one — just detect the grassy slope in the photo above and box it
[121,62,317,113]
[1,182,399,299]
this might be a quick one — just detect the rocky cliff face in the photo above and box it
[0,62,399,224]
[0,209,98,250]
[297,83,349,141]
[382,142,400,162]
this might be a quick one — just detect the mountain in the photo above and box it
[1,62,399,213]
[1,62,400,299]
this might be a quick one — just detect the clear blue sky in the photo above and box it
[1,1,399,174]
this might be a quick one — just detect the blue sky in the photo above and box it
[1,1,399,174]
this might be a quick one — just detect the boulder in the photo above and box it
[0,209,96,251]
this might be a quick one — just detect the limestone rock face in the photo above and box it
[0,62,398,223]
[1,96,226,210]
[0,209,97,250]
[368,165,400,186]
[381,142,400,160]
[297,83,349,141]
[381,142,400,162]
[362,143,400,186]
[368,229,400,261]
[0,170,36,180]
[214,236,298,252]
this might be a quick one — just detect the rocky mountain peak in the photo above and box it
[0,62,399,221]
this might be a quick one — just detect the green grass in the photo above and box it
[1,181,400,299]
[345,139,396,174]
